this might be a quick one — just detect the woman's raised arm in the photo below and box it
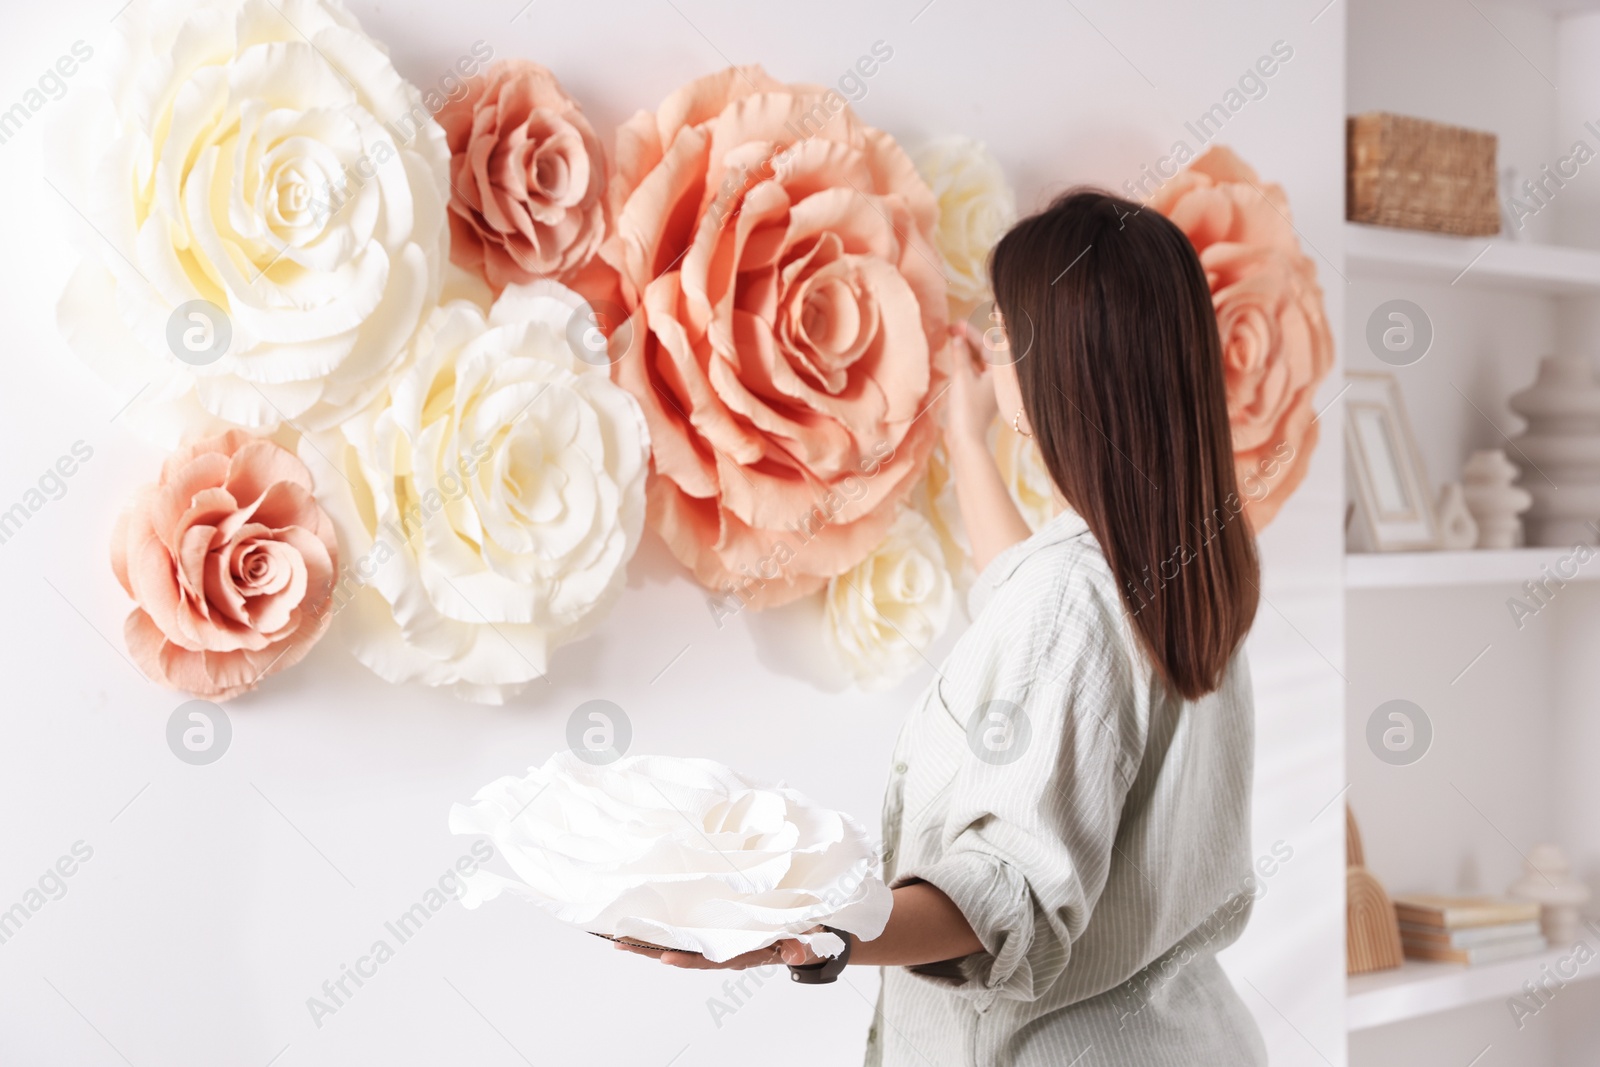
[944,323,1034,572]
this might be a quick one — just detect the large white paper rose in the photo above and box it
[53,0,448,445]
[825,508,953,690]
[448,752,891,962]
[913,136,1016,312]
[306,281,649,703]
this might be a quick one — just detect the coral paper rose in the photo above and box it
[307,281,649,704]
[1147,146,1334,528]
[111,431,338,700]
[55,0,449,446]
[601,66,949,609]
[449,751,892,962]
[437,59,609,291]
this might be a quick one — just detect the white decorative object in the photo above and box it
[449,752,893,962]
[1509,357,1600,546]
[1461,449,1532,549]
[1508,843,1592,944]
[54,0,450,446]
[306,281,650,704]
[1435,483,1479,550]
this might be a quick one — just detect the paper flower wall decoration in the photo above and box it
[437,59,610,292]
[111,430,338,700]
[599,66,949,610]
[449,751,892,961]
[912,136,1017,315]
[64,7,1313,702]
[824,508,954,690]
[1147,145,1334,529]
[305,281,649,704]
[55,0,450,447]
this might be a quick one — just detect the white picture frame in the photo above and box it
[1345,371,1440,552]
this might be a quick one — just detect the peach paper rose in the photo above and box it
[601,66,948,609]
[1147,145,1333,529]
[438,59,609,291]
[111,431,338,700]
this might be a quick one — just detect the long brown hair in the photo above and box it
[990,190,1258,699]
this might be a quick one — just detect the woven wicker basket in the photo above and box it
[1347,112,1500,236]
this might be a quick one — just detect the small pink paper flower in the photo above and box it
[438,59,609,290]
[1147,146,1334,529]
[111,431,338,700]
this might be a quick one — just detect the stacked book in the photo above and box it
[1393,894,1546,965]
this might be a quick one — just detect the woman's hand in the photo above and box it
[941,319,1036,571]
[945,322,998,449]
[607,883,985,973]
[611,933,824,970]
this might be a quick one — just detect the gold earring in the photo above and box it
[1013,408,1032,438]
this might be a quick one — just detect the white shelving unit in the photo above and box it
[1345,2,1600,1063]
[1347,947,1591,1031]
[1345,548,1599,589]
[1346,223,1600,294]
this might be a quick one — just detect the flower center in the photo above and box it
[785,262,877,395]
[231,540,284,592]
[502,425,568,520]
[532,149,570,200]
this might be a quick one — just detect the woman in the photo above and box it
[624,190,1267,1066]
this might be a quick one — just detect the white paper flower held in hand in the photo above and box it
[448,752,892,962]
[54,0,448,445]
[307,281,649,703]
[913,136,1017,312]
[825,508,954,690]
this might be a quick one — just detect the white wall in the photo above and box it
[0,2,1346,1065]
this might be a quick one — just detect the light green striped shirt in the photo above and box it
[866,508,1266,1067]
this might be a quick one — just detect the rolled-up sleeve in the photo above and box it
[892,568,1144,1009]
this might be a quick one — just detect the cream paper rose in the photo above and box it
[448,751,892,962]
[915,442,975,589]
[913,136,1016,314]
[306,281,649,703]
[825,508,953,690]
[995,420,1062,532]
[54,0,448,446]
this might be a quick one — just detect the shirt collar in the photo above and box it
[976,506,1093,591]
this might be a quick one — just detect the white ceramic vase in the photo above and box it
[1508,357,1600,546]
[1461,449,1533,549]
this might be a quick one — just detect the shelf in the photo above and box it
[1345,223,1600,294]
[1345,547,1599,589]
[1347,946,1587,1031]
